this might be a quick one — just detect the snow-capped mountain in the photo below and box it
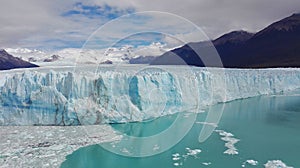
[5,48,103,66]
[5,48,48,62]
[5,42,171,66]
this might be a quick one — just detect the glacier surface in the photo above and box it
[1,66,300,125]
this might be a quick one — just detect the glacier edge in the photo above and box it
[1,66,300,125]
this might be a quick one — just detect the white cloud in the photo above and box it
[131,0,300,38]
[82,12,210,50]
[0,0,299,49]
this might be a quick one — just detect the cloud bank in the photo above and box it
[0,0,299,50]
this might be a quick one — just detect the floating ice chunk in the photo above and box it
[202,162,212,166]
[172,153,180,157]
[264,160,293,168]
[172,153,182,166]
[174,163,179,166]
[173,157,181,161]
[224,148,238,155]
[215,130,240,155]
[221,137,240,144]
[172,148,201,166]
[246,160,258,166]
[185,148,201,157]
[215,130,234,137]
[195,121,218,127]
[172,153,181,162]
[242,160,258,167]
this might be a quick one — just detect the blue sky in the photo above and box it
[62,2,135,20]
[0,0,299,50]
[59,3,199,50]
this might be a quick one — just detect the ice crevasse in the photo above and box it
[0,66,300,125]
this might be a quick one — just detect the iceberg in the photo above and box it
[1,65,300,125]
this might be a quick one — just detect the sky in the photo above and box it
[0,0,299,50]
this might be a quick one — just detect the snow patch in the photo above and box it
[5,43,171,66]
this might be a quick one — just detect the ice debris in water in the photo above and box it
[172,153,182,166]
[264,160,293,168]
[215,130,240,155]
[195,121,218,127]
[0,125,121,168]
[242,159,258,167]
[202,162,212,166]
[172,148,202,166]
[184,148,201,158]
[173,162,183,167]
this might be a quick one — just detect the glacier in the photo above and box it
[1,65,300,126]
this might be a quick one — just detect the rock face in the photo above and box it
[43,55,61,62]
[238,13,300,68]
[152,13,300,68]
[100,60,113,64]
[0,49,38,70]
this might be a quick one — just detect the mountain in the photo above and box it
[43,55,61,62]
[151,13,300,68]
[0,49,38,70]
[211,31,255,67]
[5,42,171,66]
[129,56,156,64]
[212,30,254,46]
[241,13,300,67]
[150,41,208,66]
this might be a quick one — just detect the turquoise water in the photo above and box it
[61,91,300,168]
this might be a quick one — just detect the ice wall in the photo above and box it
[1,66,300,125]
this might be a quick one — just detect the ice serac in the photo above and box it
[1,66,300,125]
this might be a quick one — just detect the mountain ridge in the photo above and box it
[151,13,300,68]
[0,49,38,70]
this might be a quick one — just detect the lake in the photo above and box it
[61,90,300,168]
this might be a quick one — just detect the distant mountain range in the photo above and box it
[0,49,38,70]
[3,42,169,67]
[151,13,300,68]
